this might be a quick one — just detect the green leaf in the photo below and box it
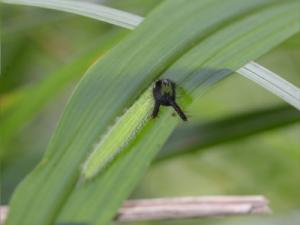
[3,0,299,110]
[1,0,143,29]
[238,61,300,110]
[158,104,300,161]
[5,1,300,225]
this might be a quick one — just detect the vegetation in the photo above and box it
[1,0,299,225]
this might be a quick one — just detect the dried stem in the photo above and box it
[0,195,271,224]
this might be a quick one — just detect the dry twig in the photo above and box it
[0,195,270,224]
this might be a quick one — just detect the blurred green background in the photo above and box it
[1,0,299,224]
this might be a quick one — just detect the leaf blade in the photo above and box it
[159,104,300,161]
[1,0,143,29]
[58,0,300,224]
[238,61,300,110]
[2,0,299,109]
[5,1,300,225]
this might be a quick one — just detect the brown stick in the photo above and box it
[0,195,271,224]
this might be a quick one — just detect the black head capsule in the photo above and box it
[152,79,187,121]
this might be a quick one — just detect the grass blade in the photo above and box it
[2,0,299,109]
[1,0,143,29]
[238,61,300,110]
[158,104,300,161]
[4,1,300,225]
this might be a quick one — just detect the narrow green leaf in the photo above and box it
[5,1,300,225]
[2,0,299,110]
[238,61,300,110]
[1,0,143,29]
[158,104,300,161]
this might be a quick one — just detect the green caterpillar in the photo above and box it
[81,88,153,180]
